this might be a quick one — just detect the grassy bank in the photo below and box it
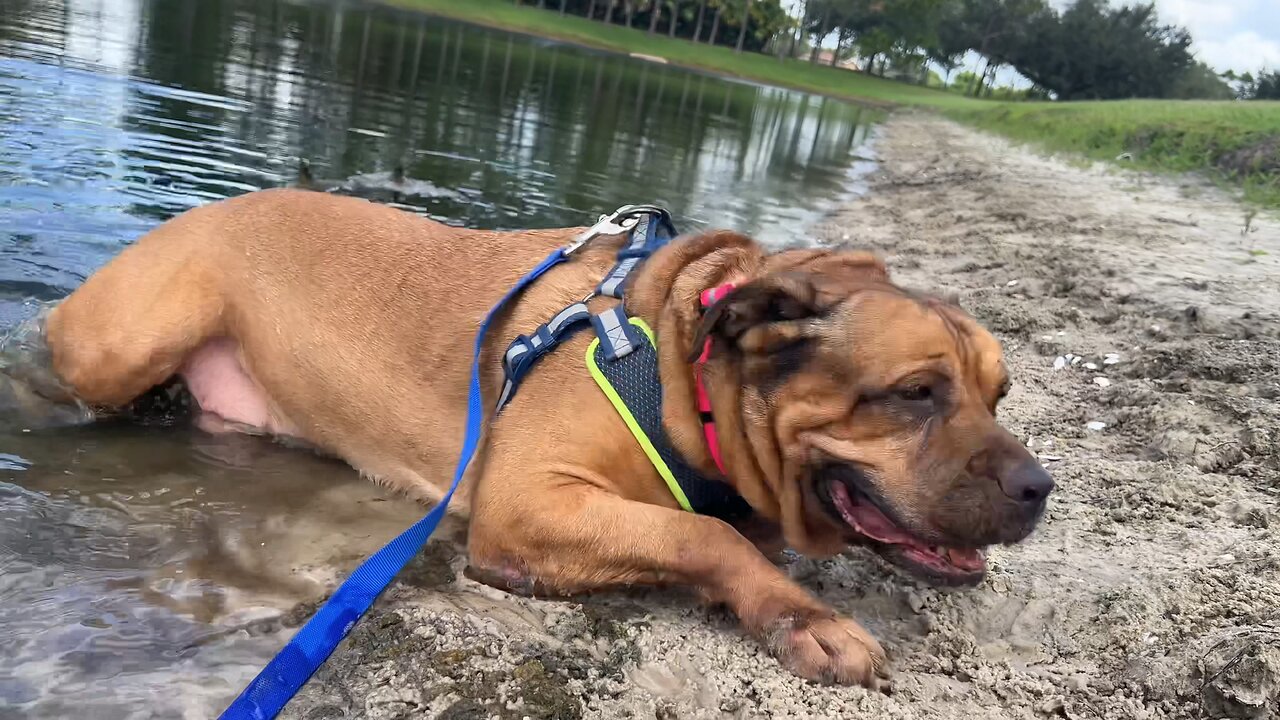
[383,0,1280,208]
[381,0,974,108]
[949,101,1280,207]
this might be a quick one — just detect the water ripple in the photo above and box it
[0,452,32,471]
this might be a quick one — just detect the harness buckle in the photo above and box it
[562,204,672,256]
[564,212,638,256]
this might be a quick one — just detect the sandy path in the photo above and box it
[282,114,1280,720]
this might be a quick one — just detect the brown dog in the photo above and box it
[29,189,1051,689]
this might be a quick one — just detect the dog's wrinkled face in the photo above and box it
[693,255,1052,586]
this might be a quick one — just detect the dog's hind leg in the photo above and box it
[0,307,96,427]
[43,207,227,410]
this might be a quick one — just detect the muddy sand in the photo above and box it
[272,113,1280,720]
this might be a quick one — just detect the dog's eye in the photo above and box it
[895,385,933,404]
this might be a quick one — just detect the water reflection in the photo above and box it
[0,0,880,715]
[2,0,878,286]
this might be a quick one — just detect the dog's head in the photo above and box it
[687,248,1051,586]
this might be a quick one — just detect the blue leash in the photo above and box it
[218,248,569,720]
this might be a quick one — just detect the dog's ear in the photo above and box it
[689,272,831,360]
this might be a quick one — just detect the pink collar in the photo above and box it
[693,283,737,475]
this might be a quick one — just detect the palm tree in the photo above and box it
[668,0,681,37]
[708,2,723,45]
[648,0,662,33]
[692,0,709,42]
[734,0,752,52]
[787,0,808,58]
[809,0,831,64]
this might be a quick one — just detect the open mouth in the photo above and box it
[822,474,987,586]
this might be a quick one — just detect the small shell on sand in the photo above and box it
[1094,377,1112,387]
[1086,421,1107,431]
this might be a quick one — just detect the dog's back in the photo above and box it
[43,189,604,503]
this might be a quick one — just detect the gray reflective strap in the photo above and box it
[503,342,529,373]
[495,379,515,411]
[591,306,642,361]
[496,302,593,413]
[548,302,589,333]
[596,215,651,299]
[628,215,650,250]
[599,258,640,298]
[498,340,531,412]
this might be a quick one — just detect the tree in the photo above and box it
[787,0,808,58]
[928,0,969,83]
[693,0,709,42]
[1256,71,1280,99]
[949,0,1049,96]
[999,0,1193,100]
[1235,69,1280,100]
[735,0,752,53]
[807,0,832,64]
[708,1,723,45]
[1170,61,1235,100]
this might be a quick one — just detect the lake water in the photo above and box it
[0,0,881,716]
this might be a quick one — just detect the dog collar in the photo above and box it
[694,283,737,476]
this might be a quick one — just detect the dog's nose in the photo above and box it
[998,459,1055,505]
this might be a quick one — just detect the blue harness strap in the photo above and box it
[494,205,674,413]
[218,248,568,720]
[495,301,592,411]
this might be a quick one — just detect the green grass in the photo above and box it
[948,101,1280,207]
[383,0,1280,208]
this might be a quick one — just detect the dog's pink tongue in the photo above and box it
[830,481,920,545]
[946,548,985,571]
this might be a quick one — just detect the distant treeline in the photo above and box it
[518,0,1280,101]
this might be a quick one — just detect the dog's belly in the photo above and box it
[179,338,300,437]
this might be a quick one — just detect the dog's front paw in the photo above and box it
[763,611,890,691]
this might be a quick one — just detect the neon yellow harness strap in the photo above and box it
[585,318,695,512]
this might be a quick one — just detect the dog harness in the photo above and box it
[585,315,752,521]
[497,206,751,521]
[222,205,747,720]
